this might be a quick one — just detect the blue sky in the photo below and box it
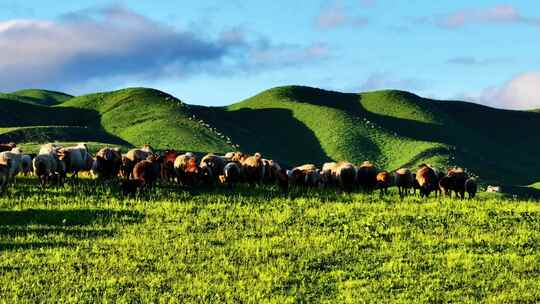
[0,0,539,109]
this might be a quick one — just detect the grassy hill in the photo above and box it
[0,89,72,106]
[2,85,540,187]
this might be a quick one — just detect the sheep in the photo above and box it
[357,161,377,191]
[465,178,477,199]
[133,155,162,189]
[174,153,199,187]
[321,162,337,187]
[0,147,24,184]
[33,153,62,187]
[20,154,33,176]
[287,164,319,188]
[200,154,228,185]
[57,143,93,178]
[335,162,356,192]
[0,143,16,152]
[161,149,179,182]
[439,168,468,199]
[0,159,11,193]
[447,168,468,199]
[219,161,242,189]
[92,147,122,179]
[320,162,356,192]
[416,164,438,198]
[123,145,154,178]
[376,171,392,196]
[240,153,265,185]
[394,168,413,197]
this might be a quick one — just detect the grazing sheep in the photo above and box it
[465,178,477,199]
[39,143,62,155]
[486,185,500,193]
[447,168,468,199]
[321,162,337,187]
[123,145,154,178]
[121,155,134,179]
[288,164,319,187]
[376,171,392,195]
[0,147,24,183]
[174,153,199,187]
[241,153,265,185]
[394,168,414,197]
[219,161,242,189]
[92,147,122,179]
[0,143,16,152]
[320,162,356,192]
[0,160,11,192]
[439,167,468,199]
[33,147,66,187]
[133,155,162,189]
[161,149,179,182]
[21,154,33,176]
[357,161,377,191]
[335,162,356,192]
[57,143,93,178]
[200,154,228,185]
[416,164,438,198]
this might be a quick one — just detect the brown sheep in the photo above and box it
[336,162,356,192]
[161,149,179,182]
[219,161,242,189]
[92,147,122,179]
[241,153,264,185]
[0,160,11,193]
[57,143,93,178]
[376,171,392,196]
[200,154,228,185]
[288,164,319,187]
[439,167,468,199]
[0,143,16,153]
[416,164,438,198]
[123,145,153,178]
[465,178,477,199]
[133,155,162,189]
[174,153,199,187]
[321,162,355,192]
[357,161,377,191]
[321,162,337,187]
[394,168,414,197]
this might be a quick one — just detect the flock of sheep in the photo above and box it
[0,143,477,199]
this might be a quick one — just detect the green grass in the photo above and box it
[0,89,72,106]
[62,88,234,153]
[0,178,539,302]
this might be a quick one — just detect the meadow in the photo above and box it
[1,178,539,303]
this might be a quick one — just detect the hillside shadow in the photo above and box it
[0,101,132,146]
[0,209,144,226]
[0,208,144,251]
[191,107,332,165]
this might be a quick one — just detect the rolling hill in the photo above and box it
[1,86,539,187]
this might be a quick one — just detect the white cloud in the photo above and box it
[477,72,540,109]
[315,1,368,30]
[427,4,540,29]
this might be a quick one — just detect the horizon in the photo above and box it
[1,1,539,109]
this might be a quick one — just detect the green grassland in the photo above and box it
[0,179,539,303]
[2,85,540,189]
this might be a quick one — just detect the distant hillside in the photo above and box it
[2,85,540,186]
[0,89,72,106]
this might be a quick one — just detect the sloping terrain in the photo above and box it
[0,89,72,106]
[1,85,539,185]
